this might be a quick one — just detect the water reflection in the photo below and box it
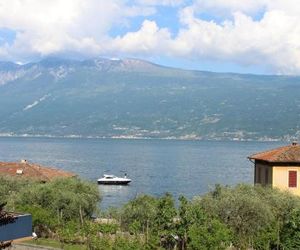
[98,184,132,208]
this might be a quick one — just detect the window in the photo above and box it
[256,166,261,183]
[289,171,297,188]
[264,168,269,184]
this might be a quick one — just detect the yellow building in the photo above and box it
[249,142,300,196]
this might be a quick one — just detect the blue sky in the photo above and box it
[0,0,299,75]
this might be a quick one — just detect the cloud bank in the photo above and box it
[0,0,300,74]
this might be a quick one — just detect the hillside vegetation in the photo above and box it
[0,58,300,140]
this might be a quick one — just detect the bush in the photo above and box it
[280,208,300,249]
[0,176,101,239]
[121,194,158,233]
[15,177,101,222]
[201,184,300,249]
[0,176,34,208]
[4,175,300,250]
[173,196,232,250]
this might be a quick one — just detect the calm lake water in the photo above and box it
[0,137,285,208]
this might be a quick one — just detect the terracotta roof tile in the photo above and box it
[249,143,300,163]
[0,161,76,182]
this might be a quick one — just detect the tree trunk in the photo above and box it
[79,205,84,226]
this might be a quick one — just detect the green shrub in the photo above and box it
[121,194,158,233]
[15,177,101,222]
[98,223,119,234]
[16,204,56,229]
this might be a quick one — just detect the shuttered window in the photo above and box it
[265,168,268,184]
[289,171,297,188]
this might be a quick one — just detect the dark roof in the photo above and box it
[0,161,76,182]
[249,142,300,163]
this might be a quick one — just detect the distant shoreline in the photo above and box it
[0,134,286,142]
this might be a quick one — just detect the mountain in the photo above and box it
[0,57,300,141]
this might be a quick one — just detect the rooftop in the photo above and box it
[0,160,76,182]
[249,142,300,163]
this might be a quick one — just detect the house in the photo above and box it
[0,160,76,182]
[248,142,300,195]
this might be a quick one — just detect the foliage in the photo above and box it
[4,175,300,250]
[86,235,112,250]
[15,177,101,222]
[112,237,146,250]
[185,199,232,250]
[121,194,158,233]
[16,204,57,233]
[0,176,100,239]
[28,238,85,250]
[98,223,119,234]
[0,176,34,207]
[280,208,300,249]
[119,192,231,249]
[201,184,300,249]
[154,193,177,249]
[188,218,231,250]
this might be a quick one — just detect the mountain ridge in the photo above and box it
[1,57,300,141]
[1,57,293,77]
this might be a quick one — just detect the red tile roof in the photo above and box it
[249,142,300,163]
[0,161,76,182]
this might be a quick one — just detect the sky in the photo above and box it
[0,0,300,75]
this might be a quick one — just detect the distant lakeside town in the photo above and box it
[0,132,297,142]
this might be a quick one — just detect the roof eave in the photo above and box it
[249,158,300,165]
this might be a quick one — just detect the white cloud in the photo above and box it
[135,0,185,6]
[111,20,172,55]
[107,0,300,74]
[0,0,154,60]
[1,0,300,74]
[191,0,267,16]
[170,2,300,74]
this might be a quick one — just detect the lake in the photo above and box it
[0,137,285,208]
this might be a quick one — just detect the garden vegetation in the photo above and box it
[2,176,300,249]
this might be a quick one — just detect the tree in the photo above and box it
[15,178,101,222]
[188,218,231,250]
[256,185,300,249]
[176,196,189,249]
[0,176,33,210]
[121,194,158,234]
[185,199,232,250]
[154,193,177,249]
[201,185,276,249]
[280,208,300,249]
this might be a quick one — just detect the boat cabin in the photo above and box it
[103,174,116,179]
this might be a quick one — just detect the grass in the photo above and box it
[27,238,86,250]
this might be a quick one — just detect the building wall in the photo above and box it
[255,163,273,186]
[272,166,300,196]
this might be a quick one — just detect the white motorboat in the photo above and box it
[97,174,131,185]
